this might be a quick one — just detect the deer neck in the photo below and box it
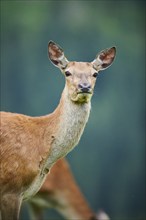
[45,86,91,168]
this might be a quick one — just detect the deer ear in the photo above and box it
[92,47,116,71]
[48,41,69,69]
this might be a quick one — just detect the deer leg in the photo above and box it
[1,194,22,220]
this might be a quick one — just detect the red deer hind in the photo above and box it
[27,158,110,220]
[0,41,116,220]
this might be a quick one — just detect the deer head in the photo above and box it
[48,41,116,103]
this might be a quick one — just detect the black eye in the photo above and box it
[65,71,72,77]
[93,72,98,78]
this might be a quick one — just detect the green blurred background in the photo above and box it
[1,1,145,219]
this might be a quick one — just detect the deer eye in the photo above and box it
[65,71,72,77]
[93,72,98,78]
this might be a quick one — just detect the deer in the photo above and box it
[26,158,109,220]
[0,41,116,220]
[28,158,97,220]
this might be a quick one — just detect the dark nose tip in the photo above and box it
[78,83,91,93]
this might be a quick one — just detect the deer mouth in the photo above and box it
[77,86,93,95]
[70,90,93,103]
[77,91,92,94]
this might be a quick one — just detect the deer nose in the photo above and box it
[78,83,91,93]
